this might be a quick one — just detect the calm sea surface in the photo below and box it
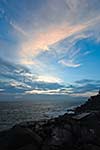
[0,99,84,131]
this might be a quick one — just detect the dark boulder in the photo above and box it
[42,126,73,150]
[17,144,38,150]
[0,125,42,150]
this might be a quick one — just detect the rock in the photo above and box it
[77,127,96,145]
[0,125,42,150]
[75,92,100,113]
[82,144,100,150]
[1,92,100,150]
[63,123,72,131]
[17,144,38,150]
[42,126,73,150]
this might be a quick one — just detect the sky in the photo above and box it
[0,0,100,101]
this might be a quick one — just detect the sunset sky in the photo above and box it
[0,0,100,100]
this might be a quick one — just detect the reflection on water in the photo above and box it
[0,100,83,131]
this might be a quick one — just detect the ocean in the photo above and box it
[0,99,84,131]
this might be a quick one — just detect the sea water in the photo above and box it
[0,99,84,131]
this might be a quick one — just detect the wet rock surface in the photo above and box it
[0,93,100,150]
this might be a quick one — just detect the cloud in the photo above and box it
[74,83,100,93]
[83,51,92,56]
[58,46,82,67]
[25,89,62,95]
[0,0,100,99]
[9,80,31,90]
[64,0,100,24]
[0,6,5,19]
[19,20,95,70]
[36,75,62,83]
[0,58,34,82]
[0,89,5,92]
[19,15,100,70]
[1,0,100,68]
[71,91,98,97]
[10,21,28,37]
[58,46,81,68]
[0,59,100,97]
[25,86,71,95]
[20,23,87,61]
[0,58,65,95]
[75,79,96,84]
[70,79,100,97]
[25,79,100,96]
[58,59,81,68]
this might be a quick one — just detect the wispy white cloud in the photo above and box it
[0,89,5,92]
[25,88,69,95]
[20,23,87,60]
[68,48,80,59]
[70,79,100,97]
[10,21,28,37]
[0,0,100,99]
[19,15,100,70]
[10,80,31,89]
[83,51,92,56]
[58,46,81,68]
[36,75,62,84]
[1,0,100,67]
[58,59,81,68]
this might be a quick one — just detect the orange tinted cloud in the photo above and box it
[20,23,87,62]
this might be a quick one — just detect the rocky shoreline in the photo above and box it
[0,93,100,150]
